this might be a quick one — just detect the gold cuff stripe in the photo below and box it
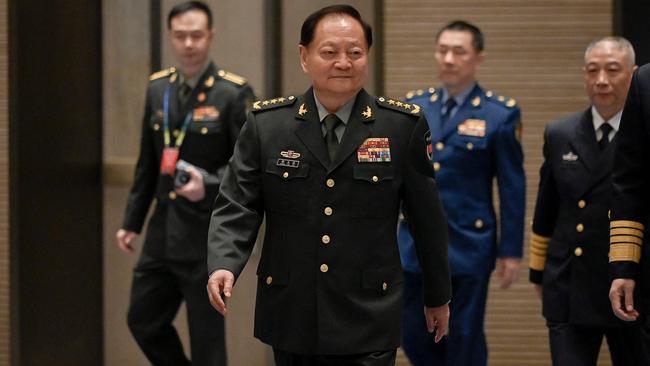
[530,247,548,256]
[610,227,644,238]
[531,233,551,243]
[610,220,645,231]
[610,235,644,245]
[529,254,546,271]
[531,242,548,251]
[609,243,642,263]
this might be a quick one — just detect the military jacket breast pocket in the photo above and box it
[264,159,311,216]
[350,165,397,218]
[187,120,222,136]
[449,135,488,152]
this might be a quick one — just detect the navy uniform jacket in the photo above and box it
[122,62,255,261]
[610,64,650,314]
[530,109,626,326]
[399,85,525,275]
[207,89,451,354]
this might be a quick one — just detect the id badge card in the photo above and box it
[160,147,180,175]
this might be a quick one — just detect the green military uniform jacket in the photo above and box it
[207,88,450,354]
[123,62,254,261]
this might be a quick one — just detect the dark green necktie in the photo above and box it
[179,82,192,107]
[324,114,342,163]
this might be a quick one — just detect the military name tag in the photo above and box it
[458,119,486,137]
[277,158,300,168]
[358,137,391,162]
[193,106,220,122]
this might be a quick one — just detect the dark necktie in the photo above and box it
[598,123,613,151]
[179,82,192,107]
[324,114,342,163]
[441,97,457,125]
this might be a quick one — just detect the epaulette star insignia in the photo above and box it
[405,88,427,99]
[377,97,421,116]
[149,67,176,81]
[471,96,481,107]
[252,95,296,112]
[217,69,247,86]
[485,90,517,108]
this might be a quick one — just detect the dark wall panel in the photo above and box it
[615,1,650,65]
[10,1,103,365]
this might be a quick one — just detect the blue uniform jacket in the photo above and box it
[398,85,525,275]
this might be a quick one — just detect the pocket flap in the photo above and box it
[353,165,394,183]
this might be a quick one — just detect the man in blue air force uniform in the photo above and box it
[398,20,525,366]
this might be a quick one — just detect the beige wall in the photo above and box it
[384,1,612,365]
[0,0,8,364]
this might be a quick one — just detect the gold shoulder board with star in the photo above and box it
[217,69,247,86]
[252,96,297,112]
[376,97,422,117]
[485,90,517,108]
[149,67,176,81]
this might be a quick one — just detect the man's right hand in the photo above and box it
[116,229,138,253]
[207,269,235,316]
[609,278,640,321]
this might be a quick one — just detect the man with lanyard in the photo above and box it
[115,1,254,364]
[399,20,525,366]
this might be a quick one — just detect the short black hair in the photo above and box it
[436,20,484,52]
[300,4,372,49]
[167,1,212,30]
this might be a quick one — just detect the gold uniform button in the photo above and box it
[201,127,208,135]
[326,178,335,188]
[324,207,333,216]
[321,235,331,244]
[153,123,160,131]
[173,129,180,138]
[372,175,379,183]
[578,200,586,209]
[576,223,584,233]
[574,247,583,257]
[282,172,289,179]
[168,191,177,200]
[320,264,329,273]
[466,142,474,150]
[608,210,611,219]
[475,219,484,229]
[265,276,273,285]
[435,142,444,151]
[382,282,388,291]
[433,162,441,172]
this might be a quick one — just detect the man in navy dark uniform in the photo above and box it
[609,62,650,364]
[529,37,641,366]
[399,20,525,366]
[115,2,254,364]
[206,5,451,366]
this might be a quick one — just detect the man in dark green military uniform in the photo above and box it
[206,5,450,366]
[115,2,254,365]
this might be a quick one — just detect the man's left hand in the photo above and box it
[497,257,521,289]
[424,303,449,343]
[175,166,206,202]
